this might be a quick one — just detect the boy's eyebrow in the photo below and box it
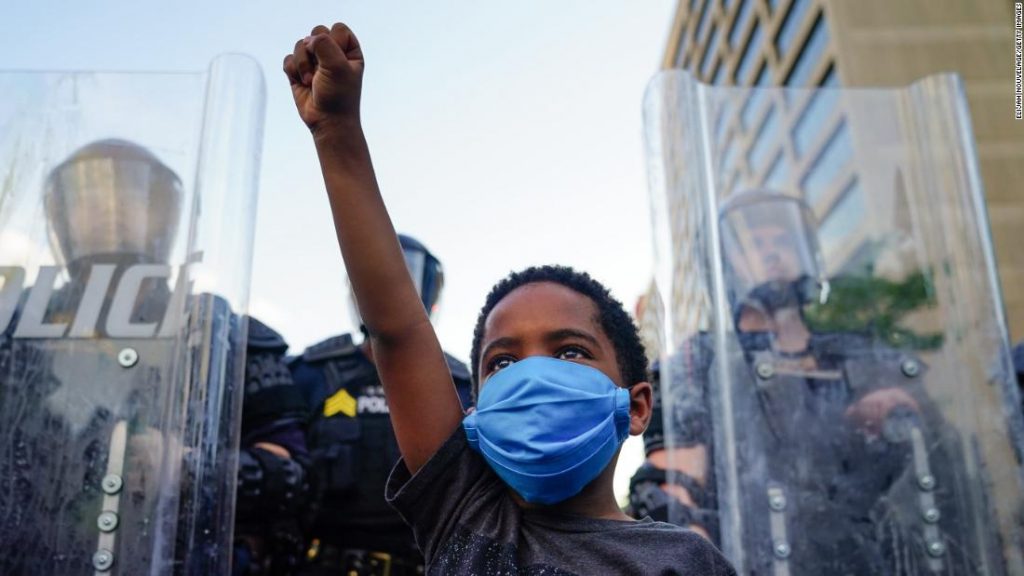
[544,328,602,348]
[481,336,521,360]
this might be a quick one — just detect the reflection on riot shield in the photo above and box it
[0,58,263,575]
[645,71,1024,575]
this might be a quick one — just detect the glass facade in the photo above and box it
[729,0,755,47]
[736,23,763,83]
[741,65,771,128]
[777,0,810,54]
[793,82,837,154]
[764,151,791,189]
[748,105,779,172]
[802,121,852,205]
[702,25,722,77]
[696,0,713,42]
[785,15,827,86]
[818,177,865,258]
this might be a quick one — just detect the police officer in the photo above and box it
[631,190,982,574]
[627,354,717,543]
[0,139,312,575]
[234,318,312,576]
[291,234,471,576]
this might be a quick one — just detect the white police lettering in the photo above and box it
[357,388,390,414]
[0,253,201,339]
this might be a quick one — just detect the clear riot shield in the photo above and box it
[0,56,264,575]
[644,71,1024,575]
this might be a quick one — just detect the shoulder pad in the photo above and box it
[302,333,358,363]
[247,317,289,353]
[445,352,472,382]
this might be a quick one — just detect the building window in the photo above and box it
[777,0,810,56]
[741,65,771,128]
[793,75,837,154]
[729,0,754,49]
[713,60,729,85]
[802,122,853,204]
[748,105,779,173]
[714,105,731,144]
[721,136,741,175]
[736,23,764,84]
[818,178,866,258]
[785,14,828,87]
[821,65,838,87]
[696,0,713,42]
[764,151,791,190]
[702,25,722,78]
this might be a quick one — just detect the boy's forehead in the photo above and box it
[483,282,604,340]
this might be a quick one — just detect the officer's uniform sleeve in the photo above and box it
[235,318,313,572]
[632,335,719,539]
[242,317,309,457]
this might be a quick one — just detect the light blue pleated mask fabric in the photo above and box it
[463,356,631,505]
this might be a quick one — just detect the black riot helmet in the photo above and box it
[43,139,183,269]
[349,234,445,330]
[718,190,830,319]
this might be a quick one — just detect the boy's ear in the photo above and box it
[627,381,653,436]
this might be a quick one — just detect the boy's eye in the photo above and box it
[557,346,591,361]
[486,356,516,374]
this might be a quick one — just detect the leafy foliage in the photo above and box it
[803,271,943,350]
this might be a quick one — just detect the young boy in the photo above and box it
[283,23,736,575]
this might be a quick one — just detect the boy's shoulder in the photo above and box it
[518,511,736,575]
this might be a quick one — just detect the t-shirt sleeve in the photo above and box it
[385,425,506,562]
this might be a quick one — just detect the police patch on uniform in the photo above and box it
[323,388,357,418]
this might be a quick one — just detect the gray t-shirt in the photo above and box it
[386,427,737,575]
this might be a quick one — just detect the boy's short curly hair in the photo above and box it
[469,265,649,395]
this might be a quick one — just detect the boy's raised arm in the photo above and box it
[284,23,464,473]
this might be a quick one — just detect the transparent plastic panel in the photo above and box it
[645,71,1024,575]
[0,55,264,576]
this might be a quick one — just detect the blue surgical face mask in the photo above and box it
[462,356,631,505]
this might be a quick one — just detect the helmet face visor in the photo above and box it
[720,195,822,312]
[399,237,443,319]
[349,238,445,330]
[403,249,426,301]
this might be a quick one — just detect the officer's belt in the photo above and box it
[310,543,424,576]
